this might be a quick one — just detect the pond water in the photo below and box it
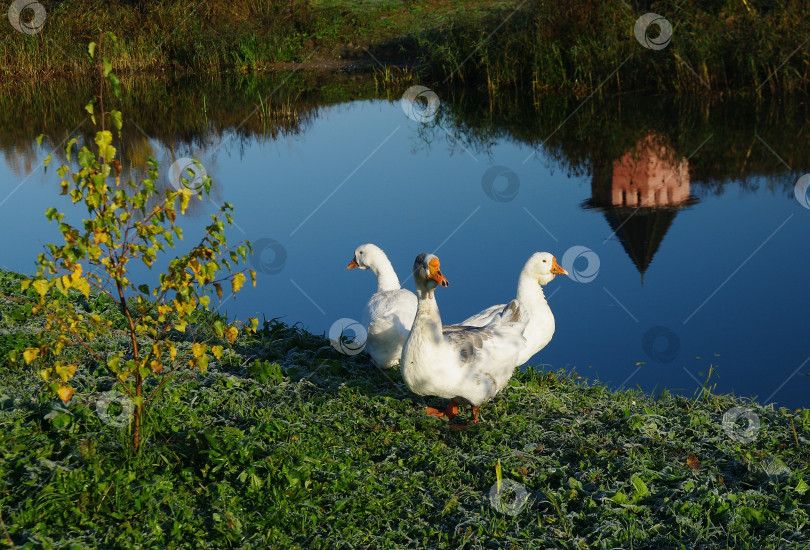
[2,75,808,408]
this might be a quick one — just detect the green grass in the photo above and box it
[1,269,809,548]
[0,1,807,95]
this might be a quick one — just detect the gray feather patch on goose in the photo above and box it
[442,300,525,367]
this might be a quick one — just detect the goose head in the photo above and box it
[413,253,449,291]
[526,252,568,286]
[347,243,384,270]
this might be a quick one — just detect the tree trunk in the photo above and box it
[117,279,141,451]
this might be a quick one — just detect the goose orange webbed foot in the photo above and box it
[448,406,481,429]
[425,399,459,421]
[450,406,482,429]
[429,404,480,429]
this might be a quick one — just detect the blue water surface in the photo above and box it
[2,98,808,408]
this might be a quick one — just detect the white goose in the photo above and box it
[461,252,567,366]
[401,253,529,425]
[347,244,417,369]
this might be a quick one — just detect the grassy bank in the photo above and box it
[1,270,809,548]
[1,1,808,95]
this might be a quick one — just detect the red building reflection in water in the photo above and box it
[596,134,691,208]
[585,135,697,283]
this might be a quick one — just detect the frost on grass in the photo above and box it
[1,291,809,548]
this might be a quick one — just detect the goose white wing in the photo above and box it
[459,302,507,327]
[364,289,417,331]
[443,300,528,398]
[363,288,417,368]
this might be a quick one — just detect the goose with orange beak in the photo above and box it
[461,252,567,366]
[346,244,417,369]
[400,253,528,427]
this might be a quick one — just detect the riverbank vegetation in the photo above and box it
[1,0,808,95]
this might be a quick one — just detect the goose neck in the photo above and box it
[517,271,547,307]
[372,261,401,292]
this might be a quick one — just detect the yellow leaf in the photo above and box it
[191,342,206,358]
[73,277,91,298]
[174,321,187,333]
[168,343,177,362]
[57,386,74,404]
[20,279,32,291]
[55,364,78,382]
[150,360,163,373]
[94,130,113,149]
[55,277,68,296]
[224,326,238,344]
[24,348,40,364]
[178,188,191,215]
[231,272,246,294]
[53,339,65,356]
[197,355,209,373]
[32,279,49,297]
[107,355,121,371]
[687,454,700,470]
[211,345,223,360]
[40,368,51,382]
[214,282,223,300]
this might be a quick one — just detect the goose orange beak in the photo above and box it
[550,256,567,276]
[428,257,449,287]
[346,257,360,269]
[431,270,449,287]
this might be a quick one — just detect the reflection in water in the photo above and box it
[2,75,809,196]
[0,72,349,197]
[598,135,690,209]
[586,135,697,283]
